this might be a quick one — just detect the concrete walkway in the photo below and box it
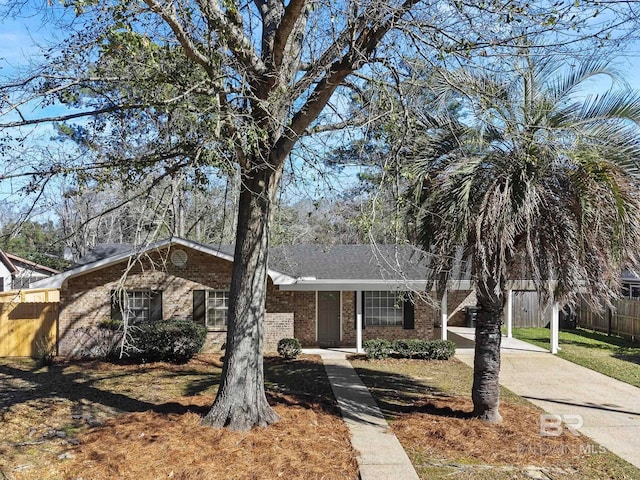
[304,348,420,480]
[453,333,640,469]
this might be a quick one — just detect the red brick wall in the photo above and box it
[265,286,315,345]
[58,246,294,356]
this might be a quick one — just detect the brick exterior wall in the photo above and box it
[443,290,476,327]
[265,286,316,346]
[340,291,435,346]
[57,244,438,356]
[264,313,294,349]
[58,246,294,356]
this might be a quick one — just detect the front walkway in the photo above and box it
[453,334,640,469]
[304,348,419,480]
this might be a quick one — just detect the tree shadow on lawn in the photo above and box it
[561,328,639,348]
[352,364,473,420]
[556,330,640,366]
[0,355,349,421]
[0,360,218,417]
[0,355,468,426]
[264,355,341,414]
[612,352,640,365]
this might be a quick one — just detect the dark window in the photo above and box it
[193,290,230,330]
[13,277,32,289]
[621,283,640,300]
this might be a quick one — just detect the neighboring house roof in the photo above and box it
[0,250,60,276]
[0,250,17,274]
[621,269,640,283]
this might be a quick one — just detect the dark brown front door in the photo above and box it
[317,291,340,346]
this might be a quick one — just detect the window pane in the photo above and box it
[364,291,403,327]
[206,291,229,328]
[125,291,151,323]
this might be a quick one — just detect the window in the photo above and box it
[206,291,229,329]
[193,290,230,330]
[622,283,640,300]
[364,291,404,327]
[13,276,32,289]
[111,290,162,323]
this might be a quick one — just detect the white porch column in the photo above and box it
[550,302,559,354]
[356,290,363,353]
[440,290,448,341]
[505,288,513,338]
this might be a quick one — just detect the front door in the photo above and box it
[317,291,341,346]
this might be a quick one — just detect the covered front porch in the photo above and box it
[436,282,563,354]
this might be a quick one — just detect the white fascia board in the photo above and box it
[279,279,474,291]
[31,237,296,289]
[278,279,427,291]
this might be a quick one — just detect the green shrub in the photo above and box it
[277,338,302,360]
[391,338,456,360]
[111,319,207,364]
[428,339,456,360]
[363,338,392,359]
[392,339,429,358]
[97,318,124,331]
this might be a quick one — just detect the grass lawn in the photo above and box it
[511,327,640,388]
[351,357,640,480]
[0,354,357,480]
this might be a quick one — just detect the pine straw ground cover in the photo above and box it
[0,354,357,480]
[351,357,640,480]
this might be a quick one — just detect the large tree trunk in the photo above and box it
[202,161,282,431]
[472,285,504,423]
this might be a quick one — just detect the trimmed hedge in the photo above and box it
[363,338,456,360]
[277,338,302,360]
[363,338,393,359]
[428,339,456,360]
[108,319,207,364]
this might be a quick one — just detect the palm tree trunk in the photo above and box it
[472,290,503,423]
[202,162,282,431]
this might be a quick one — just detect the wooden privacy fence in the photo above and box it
[512,291,552,328]
[576,297,639,342]
[0,289,59,357]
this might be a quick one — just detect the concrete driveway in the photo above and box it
[452,329,640,469]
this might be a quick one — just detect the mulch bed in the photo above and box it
[0,355,358,480]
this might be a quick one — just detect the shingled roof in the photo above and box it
[35,237,443,290]
[73,240,427,281]
[269,244,427,281]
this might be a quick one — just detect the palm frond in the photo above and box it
[406,53,640,308]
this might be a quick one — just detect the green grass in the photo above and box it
[512,327,640,387]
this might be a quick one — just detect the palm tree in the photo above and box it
[408,56,640,422]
